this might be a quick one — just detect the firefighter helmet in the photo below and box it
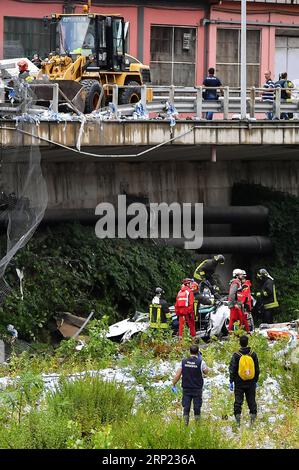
[214,254,225,264]
[17,60,28,72]
[155,287,164,295]
[257,268,270,279]
[233,268,243,278]
[190,281,199,292]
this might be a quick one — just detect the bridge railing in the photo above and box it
[97,83,299,119]
[1,81,299,120]
[150,85,299,119]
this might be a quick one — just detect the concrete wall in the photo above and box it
[37,159,299,211]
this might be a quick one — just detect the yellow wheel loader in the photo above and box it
[36,3,152,113]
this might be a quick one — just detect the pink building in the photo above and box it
[1,0,299,85]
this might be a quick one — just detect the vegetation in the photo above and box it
[0,224,195,341]
[232,183,299,321]
[0,331,298,449]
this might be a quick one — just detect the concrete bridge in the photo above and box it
[1,118,299,264]
[1,119,299,162]
[1,119,299,205]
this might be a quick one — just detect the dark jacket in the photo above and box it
[203,76,222,100]
[182,355,204,392]
[275,79,290,100]
[259,278,279,310]
[194,258,218,283]
[229,346,260,385]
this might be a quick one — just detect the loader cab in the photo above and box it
[51,14,125,71]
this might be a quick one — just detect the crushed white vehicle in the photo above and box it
[106,297,231,343]
[106,311,150,343]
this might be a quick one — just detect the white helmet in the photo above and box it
[242,270,247,277]
[233,268,243,277]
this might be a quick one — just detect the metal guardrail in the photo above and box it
[99,84,299,119]
[1,82,299,119]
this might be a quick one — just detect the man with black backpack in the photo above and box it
[229,335,260,427]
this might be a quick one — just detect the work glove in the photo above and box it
[229,382,234,392]
[171,385,178,394]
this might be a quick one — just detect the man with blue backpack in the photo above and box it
[229,335,260,427]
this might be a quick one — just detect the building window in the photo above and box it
[4,17,51,60]
[216,29,260,87]
[150,26,196,86]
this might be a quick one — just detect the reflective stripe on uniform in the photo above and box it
[149,304,169,328]
[194,300,198,320]
[194,260,206,280]
[264,285,279,309]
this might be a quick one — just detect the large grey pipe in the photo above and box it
[42,205,269,225]
[165,236,272,254]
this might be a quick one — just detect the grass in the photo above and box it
[0,331,298,449]
[91,411,234,449]
[46,375,136,434]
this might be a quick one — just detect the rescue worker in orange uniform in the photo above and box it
[175,278,196,338]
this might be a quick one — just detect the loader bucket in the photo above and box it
[33,80,86,113]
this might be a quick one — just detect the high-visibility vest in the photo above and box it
[175,287,194,316]
[149,304,170,328]
[194,300,198,321]
[193,260,207,281]
[264,284,279,310]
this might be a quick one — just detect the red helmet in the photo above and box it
[181,278,193,285]
[190,281,199,292]
[17,60,28,72]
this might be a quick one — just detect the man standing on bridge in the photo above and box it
[262,70,275,120]
[203,68,222,120]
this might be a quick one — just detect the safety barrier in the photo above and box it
[96,84,299,120]
[1,82,299,120]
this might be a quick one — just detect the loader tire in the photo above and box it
[81,79,103,113]
[119,80,141,105]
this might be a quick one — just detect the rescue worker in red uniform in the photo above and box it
[228,269,250,333]
[175,278,196,338]
[238,271,254,332]
[17,60,33,82]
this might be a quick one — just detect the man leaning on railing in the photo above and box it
[275,72,293,120]
[261,70,275,120]
[202,67,222,120]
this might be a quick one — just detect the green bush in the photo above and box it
[232,183,299,321]
[46,375,135,434]
[0,223,195,340]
